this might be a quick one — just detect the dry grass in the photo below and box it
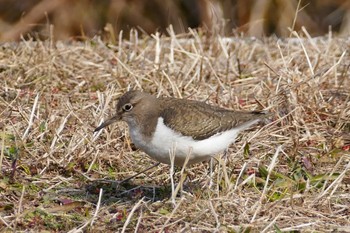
[1,0,350,41]
[0,29,349,232]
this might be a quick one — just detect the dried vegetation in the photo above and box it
[0,29,349,232]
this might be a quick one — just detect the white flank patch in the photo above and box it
[128,117,260,166]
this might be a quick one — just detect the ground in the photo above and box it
[0,31,349,232]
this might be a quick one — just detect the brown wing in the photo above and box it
[160,98,268,140]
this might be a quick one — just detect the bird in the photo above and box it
[94,90,269,167]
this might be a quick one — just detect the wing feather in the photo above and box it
[160,98,267,140]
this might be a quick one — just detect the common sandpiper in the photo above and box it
[94,90,269,167]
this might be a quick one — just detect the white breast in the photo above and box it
[128,117,260,166]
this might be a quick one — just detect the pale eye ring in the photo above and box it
[122,103,133,112]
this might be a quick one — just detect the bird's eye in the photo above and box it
[122,103,133,112]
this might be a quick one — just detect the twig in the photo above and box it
[121,197,145,233]
[22,93,40,140]
[251,145,282,222]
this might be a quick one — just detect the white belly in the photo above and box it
[129,117,251,166]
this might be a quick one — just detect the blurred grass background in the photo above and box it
[0,0,349,41]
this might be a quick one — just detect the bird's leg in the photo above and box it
[209,157,214,189]
[208,149,228,190]
[171,150,191,206]
[222,148,228,161]
[169,147,176,205]
[179,150,191,195]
